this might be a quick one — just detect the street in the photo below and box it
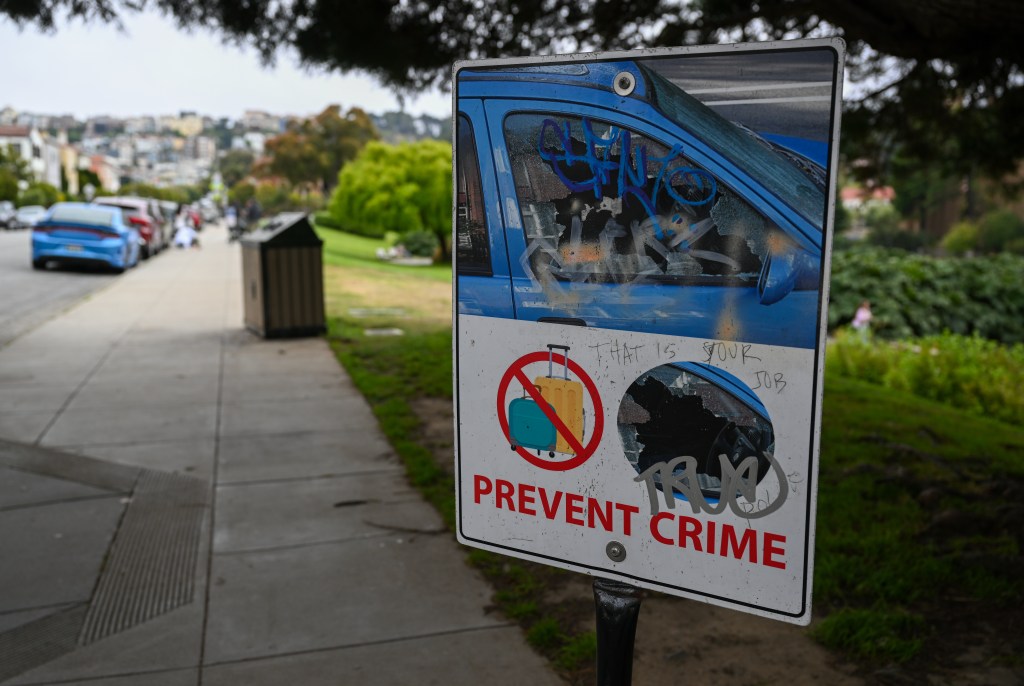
[0,230,117,347]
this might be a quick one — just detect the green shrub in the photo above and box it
[313,211,341,230]
[977,209,1024,253]
[327,140,451,252]
[828,247,1024,343]
[401,230,439,258]
[827,331,1024,425]
[18,182,62,207]
[941,220,979,255]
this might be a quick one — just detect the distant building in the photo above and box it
[240,110,281,132]
[88,155,121,192]
[0,125,62,187]
[0,125,32,161]
[840,186,896,212]
[59,135,80,196]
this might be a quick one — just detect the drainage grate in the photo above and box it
[79,470,207,645]
[0,605,87,683]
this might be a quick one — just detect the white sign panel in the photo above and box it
[453,39,845,625]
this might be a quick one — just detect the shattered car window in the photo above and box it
[617,364,775,500]
[504,113,793,287]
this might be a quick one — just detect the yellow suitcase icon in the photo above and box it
[534,344,585,455]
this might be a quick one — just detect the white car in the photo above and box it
[11,205,48,230]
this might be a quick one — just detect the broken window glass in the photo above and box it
[503,113,791,288]
[617,364,775,500]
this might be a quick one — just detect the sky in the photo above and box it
[0,11,453,121]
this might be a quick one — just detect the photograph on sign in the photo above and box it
[453,39,844,625]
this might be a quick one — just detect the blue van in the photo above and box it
[455,60,831,349]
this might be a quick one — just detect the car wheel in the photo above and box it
[32,259,46,270]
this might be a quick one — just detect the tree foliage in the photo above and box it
[18,182,62,207]
[0,144,31,203]
[217,149,255,188]
[4,1,1022,183]
[327,140,452,257]
[259,105,378,192]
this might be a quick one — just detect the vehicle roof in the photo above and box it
[459,60,648,99]
[94,196,150,210]
[41,202,123,227]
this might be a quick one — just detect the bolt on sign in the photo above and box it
[452,39,845,625]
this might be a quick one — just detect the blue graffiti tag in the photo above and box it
[537,118,717,240]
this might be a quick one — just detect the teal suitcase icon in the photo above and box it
[509,394,557,457]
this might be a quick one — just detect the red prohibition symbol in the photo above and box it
[496,351,604,471]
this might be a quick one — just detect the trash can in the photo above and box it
[240,212,326,338]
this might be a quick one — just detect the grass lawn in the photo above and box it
[317,226,1024,677]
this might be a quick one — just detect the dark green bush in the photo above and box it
[401,229,439,258]
[313,211,342,230]
[977,209,1024,253]
[828,247,1024,343]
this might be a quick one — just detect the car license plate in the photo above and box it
[66,244,83,252]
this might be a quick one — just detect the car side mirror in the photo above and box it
[757,249,813,305]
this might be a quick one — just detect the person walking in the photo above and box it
[244,198,262,229]
[851,300,872,342]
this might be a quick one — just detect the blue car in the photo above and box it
[32,202,140,273]
[455,60,832,349]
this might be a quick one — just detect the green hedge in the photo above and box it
[827,331,1024,426]
[829,247,1024,343]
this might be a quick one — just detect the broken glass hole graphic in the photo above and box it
[617,362,775,502]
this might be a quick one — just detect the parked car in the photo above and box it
[92,196,167,258]
[455,60,829,349]
[10,205,48,230]
[32,202,140,273]
[0,201,15,229]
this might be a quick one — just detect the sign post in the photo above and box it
[452,38,846,674]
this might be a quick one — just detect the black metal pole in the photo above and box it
[593,578,642,686]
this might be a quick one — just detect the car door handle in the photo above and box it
[538,317,587,327]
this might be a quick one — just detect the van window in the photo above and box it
[503,113,791,286]
[456,115,491,276]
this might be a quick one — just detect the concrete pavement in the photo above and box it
[0,224,563,685]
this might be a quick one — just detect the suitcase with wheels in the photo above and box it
[534,344,585,455]
[508,386,557,456]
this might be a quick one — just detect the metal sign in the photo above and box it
[452,39,845,625]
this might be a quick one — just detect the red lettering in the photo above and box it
[587,498,613,531]
[496,479,514,511]
[616,503,639,536]
[473,475,492,504]
[763,533,787,569]
[720,525,757,563]
[518,484,537,516]
[540,488,562,520]
[678,516,703,551]
[565,493,584,525]
[706,520,717,553]
[650,512,675,545]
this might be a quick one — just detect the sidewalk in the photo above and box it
[0,224,562,685]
